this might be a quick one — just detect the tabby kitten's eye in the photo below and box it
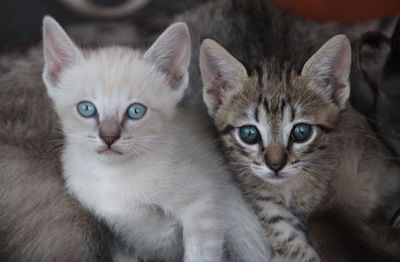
[290,123,312,143]
[127,103,147,120]
[239,125,261,144]
[77,101,97,118]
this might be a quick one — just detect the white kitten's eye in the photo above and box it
[77,101,97,118]
[127,103,147,120]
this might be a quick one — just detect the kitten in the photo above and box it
[198,35,400,261]
[42,17,271,262]
[0,57,113,261]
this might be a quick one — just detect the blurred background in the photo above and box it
[0,0,399,54]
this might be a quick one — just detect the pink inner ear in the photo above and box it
[164,66,184,89]
[45,45,65,83]
[43,19,82,85]
[206,73,233,106]
[206,88,222,105]
[165,39,190,89]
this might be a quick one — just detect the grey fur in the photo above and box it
[0,58,113,262]
[351,18,400,158]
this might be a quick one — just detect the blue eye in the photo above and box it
[239,125,261,144]
[77,102,97,118]
[290,123,312,143]
[127,103,147,120]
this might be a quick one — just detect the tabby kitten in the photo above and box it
[42,17,270,262]
[199,35,400,261]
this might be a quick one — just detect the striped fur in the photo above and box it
[201,35,400,261]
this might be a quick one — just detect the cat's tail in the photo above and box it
[222,183,273,262]
[58,0,150,18]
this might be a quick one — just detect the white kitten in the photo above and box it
[42,16,271,262]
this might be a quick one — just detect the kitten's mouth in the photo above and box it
[98,148,122,155]
[265,173,289,184]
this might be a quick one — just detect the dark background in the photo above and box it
[0,0,204,53]
[0,0,399,54]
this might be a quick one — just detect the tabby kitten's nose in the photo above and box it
[265,146,287,172]
[267,160,286,172]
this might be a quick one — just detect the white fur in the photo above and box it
[42,17,272,262]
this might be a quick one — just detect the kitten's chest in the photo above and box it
[63,153,175,221]
[264,184,320,220]
[64,158,183,258]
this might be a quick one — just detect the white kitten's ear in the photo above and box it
[144,22,191,90]
[200,39,248,117]
[42,16,83,87]
[302,34,351,109]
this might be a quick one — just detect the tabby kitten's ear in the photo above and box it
[302,34,351,109]
[200,39,248,117]
[144,22,191,91]
[42,16,84,88]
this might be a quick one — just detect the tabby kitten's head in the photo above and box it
[200,35,351,185]
[42,17,191,162]
[351,18,400,157]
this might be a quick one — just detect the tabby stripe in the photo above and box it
[294,222,306,233]
[238,148,249,157]
[221,124,235,135]
[251,204,263,214]
[254,104,259,122]
[264,99,269,113]
[280,99,286,118]
[287,233,296,242]
[290,107,296,122]
[290,246,300,258]
[304,143,317,154]
[316,124,333,133]
[265,215,284,224]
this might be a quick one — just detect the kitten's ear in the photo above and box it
[144,22,191,90]
[200,39,248,117]
[302,34,351,109]
[42,16,83,87]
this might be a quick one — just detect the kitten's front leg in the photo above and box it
[250,197,319,262]
[180,199,224,262]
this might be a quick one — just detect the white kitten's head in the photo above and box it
[42,16,191,162]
